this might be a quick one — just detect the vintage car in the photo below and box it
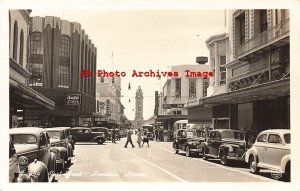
[202,129,247,165]
[70,127,106,144]
[55,127,76,153]
[9,127,56,182]
[173,129,206,157]
[90,127,110,141]
[245,129,290,181]
[44,127,73,171]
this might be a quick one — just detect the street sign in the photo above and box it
[163,104,184,109]
[66,94,81,105]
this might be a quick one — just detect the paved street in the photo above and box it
[55,135,280,182]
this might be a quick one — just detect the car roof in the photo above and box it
[9,127,45,135]
[72,127,90,130]
[44,127,64,131]
[90,127,108,129]
[211,129,244,133]
[54,127,71,130]
[259,129,290,134]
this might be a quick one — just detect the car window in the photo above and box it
[47,131,61,139]
[186,131,196,138]
[268,134,282,144]
[284,133,290,144]
[40,134,47,146]
[196,131,205,138]
[215,132,221,140]
[11,134,37,144]
[182,131,187,138]
[257,134,267,142]
[209,132,215,139]
[221,131,244,140]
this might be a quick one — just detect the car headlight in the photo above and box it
[228,146,234,152]
[18,156,28,166]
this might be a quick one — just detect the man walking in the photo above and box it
[112,127,116,143]
[124,128,135,148]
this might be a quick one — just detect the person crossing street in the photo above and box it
[124,128,135,148]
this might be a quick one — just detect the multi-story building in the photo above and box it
[95,76,124,128]
[134,86,144,129]
[197,9,290,132]
[9,10,55,128]
[24,16,97,127]
[156,64,211,133]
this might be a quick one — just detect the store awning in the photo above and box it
[10,77,55,110]
[200,78,289,106]
[155,115,188,122]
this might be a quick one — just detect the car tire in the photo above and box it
[173,144,179,154]
[284,162,290,182]
[220,151,228,166]
[97,139,104,144]
[202,149,208,160]
[186,146,191,157]
[249,155,260,174]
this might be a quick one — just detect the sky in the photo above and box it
[31,9,226,120]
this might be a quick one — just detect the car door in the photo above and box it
[264,133,285,169]
[210,131,222,157]
[38,133,51,167]
[254,133,268,165]
[206,131,215,155]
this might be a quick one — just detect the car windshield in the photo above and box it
[47,131,61,139]
[186,131,196,138]
[11,134,37,144]
[284,133,290,144]
[221,131,244,140]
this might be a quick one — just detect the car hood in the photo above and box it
[92,132,104,136]
[14,144,38,154]
[187,137,205,142]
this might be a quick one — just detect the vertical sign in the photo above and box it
[154,91,158,116]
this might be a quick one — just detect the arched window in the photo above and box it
[19,30,24,66]
[13,21,18,61]
[58,35,71,88]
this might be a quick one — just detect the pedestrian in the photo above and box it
[112,127,116,143]
[155,129,159,141]
[142,130,150,147]
[136,129,142,147]
[124,128,135,148]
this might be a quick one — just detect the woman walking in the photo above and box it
[142,130,150,147]
[137,129,142,147]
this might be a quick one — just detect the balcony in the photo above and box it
[236,19,289,59]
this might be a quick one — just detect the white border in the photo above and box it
[1,1,300,191]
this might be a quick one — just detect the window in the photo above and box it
[58,35,70,88]
[203,79,209,97]
[189,78,196,98]
[13,21,18,60]
[260,10,268,33]
[268,134,282,144]
[19,30,24,66]
[30,32,43,55]
[220,56,226,66]
[236,13,245,44]
[39,134,47,146]
[220,66,226,85]
[257,134,267,142]
[29,63,43,86]
[175,79,181,98]
[173,110,182,115]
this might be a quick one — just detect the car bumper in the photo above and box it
[228,153,244,161]
[190,148,202,153]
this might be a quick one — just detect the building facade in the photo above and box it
[9,10,55,128]
[24,16,97,127]
[95,76,124,128]
[134,86,144,129]
[198,9,290,132]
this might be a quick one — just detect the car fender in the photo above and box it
[91,136,104,142]
[245,147,257,163]
[280,154,290,173]
[27,160,48,182]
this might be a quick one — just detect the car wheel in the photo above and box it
[220,151,228,165]
[202,149,208,160]
[249,155,260,174]
[173,144,179,154]
[97,139,103,144]
[186,146,191,157]
[284,162,290,182]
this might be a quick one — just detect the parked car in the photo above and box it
[90,127,109,141]
[245,129,290,181]
[55,127,76,153]
[202,129,247,165]
[9,127,56,182]
[44,127,73,172]
[70,127,106,144]
[173,128,206,157]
